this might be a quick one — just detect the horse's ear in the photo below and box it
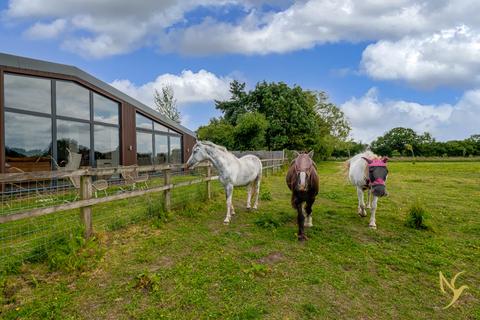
[293,151,300,157]
[362,157,373,164]
[307,150,314,158]
[382,157,389,163]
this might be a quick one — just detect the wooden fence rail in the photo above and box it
[0,158,285,238]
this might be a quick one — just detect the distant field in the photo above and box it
[1,162,479,319]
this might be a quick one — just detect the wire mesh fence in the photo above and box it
[0,158,283,272]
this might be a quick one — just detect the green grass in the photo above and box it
[1,162,479,319]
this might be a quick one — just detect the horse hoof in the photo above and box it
[369,224,377,230]
[304,223,313,228]
[298,235,308,241]
[223,220,230,225]
[358,212,367,218]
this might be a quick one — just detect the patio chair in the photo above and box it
[120,167,149,190]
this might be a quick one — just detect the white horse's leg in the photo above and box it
[224,184,234,224]
[246,183,253,209]
[366,189,372,209]
[252,176,261,209]
[369,196,378,229]
[356,187,367,217]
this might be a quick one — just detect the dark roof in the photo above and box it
[0,52,196,137]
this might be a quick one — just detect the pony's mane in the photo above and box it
[200,141,228,152]
[359,150,382,160]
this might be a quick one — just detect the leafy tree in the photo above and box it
[197,118,235,150]
[202,80,350,156]
[154,85,181,123]
[214,80,249,125]
[233,112,268,150]
[371,127,423,156]
[314,91,351,141]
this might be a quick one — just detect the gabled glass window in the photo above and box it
[56,81,90,120]
[4,74,51,114]
[94,92,119,125]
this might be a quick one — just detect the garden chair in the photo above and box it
[120,167,149,191]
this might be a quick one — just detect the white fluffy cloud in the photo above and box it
[5,0,236,58]
[110,69,232,107]
[361,26,480,88]
[341,88,480,142]
[5,0,480,59]
[24,18,66,39]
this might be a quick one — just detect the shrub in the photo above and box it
[260,190,272,201]
[145,199,169,222]
[254,211,291,229]
[134,271,162,292]
[25,226,102,272]
[405,202,430,230]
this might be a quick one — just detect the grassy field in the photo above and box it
[1,161,479,319]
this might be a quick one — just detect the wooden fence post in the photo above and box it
[206,164,212,200]
[163,168,171,211]
[80,175,93,238]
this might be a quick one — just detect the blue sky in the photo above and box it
[1,1,479,142]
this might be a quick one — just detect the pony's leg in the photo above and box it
[224,184,234,224]
[356,187,367,217]
[246,183,253,210]
[366,189,372,209]
[253,176,261,209]
[304,197,315,227]
[296,200,307,241]
[369,196,379,229]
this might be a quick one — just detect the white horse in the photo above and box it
[346,151,389,229]
[186,141,263,224]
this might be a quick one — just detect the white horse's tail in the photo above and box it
[342,159,351,180]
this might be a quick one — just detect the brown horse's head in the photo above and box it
[287,151,318,192]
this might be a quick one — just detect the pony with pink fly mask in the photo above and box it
[346,151,389,229]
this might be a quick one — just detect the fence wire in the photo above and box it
[0,160,282,272]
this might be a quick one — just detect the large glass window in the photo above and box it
[155,134,168,164]
[170,136,182,164]
[94,125,119,167]
[136,113,152,130]
[154,121,168,132]
[56,120,90,167]
[56,81,90,120]
[136,132,153,165]
[5,112,52,172]
[4,74,51,114]
[94,92,119,124]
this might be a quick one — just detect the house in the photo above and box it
[0,52,196,173]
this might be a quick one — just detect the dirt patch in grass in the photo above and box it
[257,251,284,265]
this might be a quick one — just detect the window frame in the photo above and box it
[135,111,183,165]
[2,72,121,170]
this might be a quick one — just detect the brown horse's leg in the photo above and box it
[296,199,307,241]
[305,196,315,227]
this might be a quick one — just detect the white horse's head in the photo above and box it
[186,141,209,169]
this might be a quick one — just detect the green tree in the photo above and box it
[233,112,268,150]
[214,80,249,125]
[314,91,351,141]
[371,127,422,156]
[197,118,235,150]
[154,85,181,123]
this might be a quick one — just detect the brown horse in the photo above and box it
[286,151,319,241]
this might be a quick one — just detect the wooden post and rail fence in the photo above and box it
[0,157,285,238]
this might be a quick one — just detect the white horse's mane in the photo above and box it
[200,141,228,152]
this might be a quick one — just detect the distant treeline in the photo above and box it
[367,127,480,157]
